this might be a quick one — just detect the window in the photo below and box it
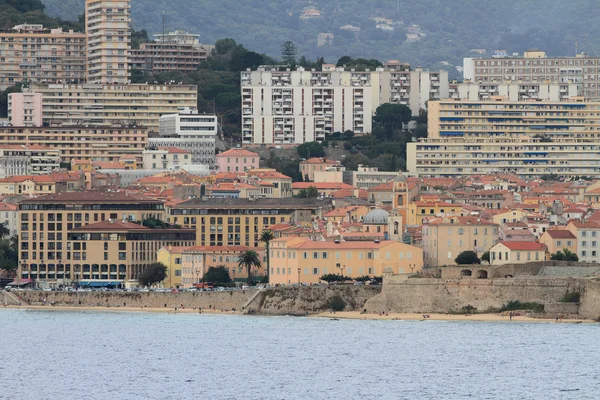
[313,268,319,275]
[583,241,587,247]
[556,241,562,246]
[582,231,587,237]
[303,252,308,259]
[313,252,318,259]
[118,252,126,260]
[458,228,464,235]
[567,241,573,246]
[582,251,587,257]
[322,252,328,259]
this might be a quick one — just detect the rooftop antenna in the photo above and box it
[575,40,579,56]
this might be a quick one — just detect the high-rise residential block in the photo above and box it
[463,50,600,100]
[18,83,197,132]
[448,81,578,102]
[85,0,131,84]
[240,63,448,145]
[8,92,43,127]
[0,25,86,90]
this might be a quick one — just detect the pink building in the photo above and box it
[216,149,259,172]
[8,92,43,127]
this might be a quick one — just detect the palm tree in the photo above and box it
[259,230,274,283]
[238,250,261,285]
[0,222,10,240]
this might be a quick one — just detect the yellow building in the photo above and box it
[72,160,94,172]
[0,126,148,165]
[323,205,370,223]
[269,237,423,285]
[156,246,186,288]
[489,241,546,265]
[24,83,197,133]
[407,201,462,226]
[180,246,264,287]
[170,198,332,247]
[0,24,86,90]
[68,221,195,288]
[118,155,138,170]
[492,209,530,225]
[538,230,577,258]
[422,216,499,267]
[18,191,168,287]
[299,158,341,182]
[248,169,293,198]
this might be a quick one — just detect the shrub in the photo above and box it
[499,301,544,313]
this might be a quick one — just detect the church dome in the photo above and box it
[363,209,389,225]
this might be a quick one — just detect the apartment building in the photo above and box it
[489,241,546,265]
[408,99,600,177]
[0,145,60,178]
[299,157,341,182]
[538,230,577,257]
[130,31,211,75]
[150,112,216,165]
[8,93,43,127]
[567,220,600,262]
[422,216,499,267]
[240,63,448,144]
[85,0,131,84]
[0,24,86,90]
[68,222,193,288]
[448,81,578,102]
[0,172,85,195]
[0,126,148,165]
[18,83,197,132]
[344,165,404,190]
[18,191,167,286]
[269,237,423,285]
[216,149,260,172]
[170,198,332,247]
[464,50,600,99]
[142,147,191,170]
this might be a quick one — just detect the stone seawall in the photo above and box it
[11,286,382,315]
[365,277,584,315]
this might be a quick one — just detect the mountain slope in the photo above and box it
[42,0,600,77]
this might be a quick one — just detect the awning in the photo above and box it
[78,281,121,288]
[7,279,33,286]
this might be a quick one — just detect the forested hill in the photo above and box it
[43,0,600,78]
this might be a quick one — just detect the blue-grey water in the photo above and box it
[1,310,599,400]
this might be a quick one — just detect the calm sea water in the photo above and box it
[1,309,599,400]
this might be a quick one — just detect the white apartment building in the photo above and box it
[0,145,60,178]
[85,0,131,84]
[463,50,600,99]
[448,81,578,102]
[149,111,217,165]
[17,83,198,132]
[142,147,192,170]
[241,63,448,145]
[344,165,404,190]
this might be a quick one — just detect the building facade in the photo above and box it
[149,112,216,165]
[142,147,192,170]
[216,149,260,173]
[269,237,423,285]
[0,25,86,90]
[0,145,60,178]
[18,191,167,287]
[0,126,148,165]
[170,198,332,247]
[85,0,131,84]
[8,93,43,127]
[241,64,448,144]
[19,83,197,132]
[463,50,600,99]
[448,81,578,102]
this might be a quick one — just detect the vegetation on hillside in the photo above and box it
[43,0,600,78]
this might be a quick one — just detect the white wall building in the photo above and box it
[149,111,217,165]
[142,147,192,170]
[0,145,60,178]
[241,63,448,145]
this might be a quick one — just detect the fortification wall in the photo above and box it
[365,277,583,314]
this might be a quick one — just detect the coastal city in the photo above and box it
[4,0,600,399]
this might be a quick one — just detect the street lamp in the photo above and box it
[337,264,346,280]
[297,267,301,285]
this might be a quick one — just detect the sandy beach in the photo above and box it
[3,304,596,323]
[311,311,596,324]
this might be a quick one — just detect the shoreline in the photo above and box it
[311,311,596,323]
[2,305,596,323]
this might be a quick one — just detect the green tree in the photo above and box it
[238,250,261,285]
[215,38,238,55]
[259,230,274,283]
[201,266,232,284]
[0,222,10,240]
[373,103,412,136]
[319,273,350,283]
[550,249,579,262]
[455,251,481,265]
[336,55,353,67]
[296,186,319,198]
[481,251,491,264]
[0,258,17,278]
[297,141,325,158]
[0,83,23,118]
[138,262,168,287]
[281,41,297,65]
[264,149,280,169]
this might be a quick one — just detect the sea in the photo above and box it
[1,309,599,400]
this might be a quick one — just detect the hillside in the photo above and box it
[42,0,600,78]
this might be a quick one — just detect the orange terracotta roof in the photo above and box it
[497,241,546,251]
[544,230,576,239]
[216,149,259,158]
[293,182,355,190]
[300,157,339,165]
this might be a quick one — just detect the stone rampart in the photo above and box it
[544,302,580,314]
